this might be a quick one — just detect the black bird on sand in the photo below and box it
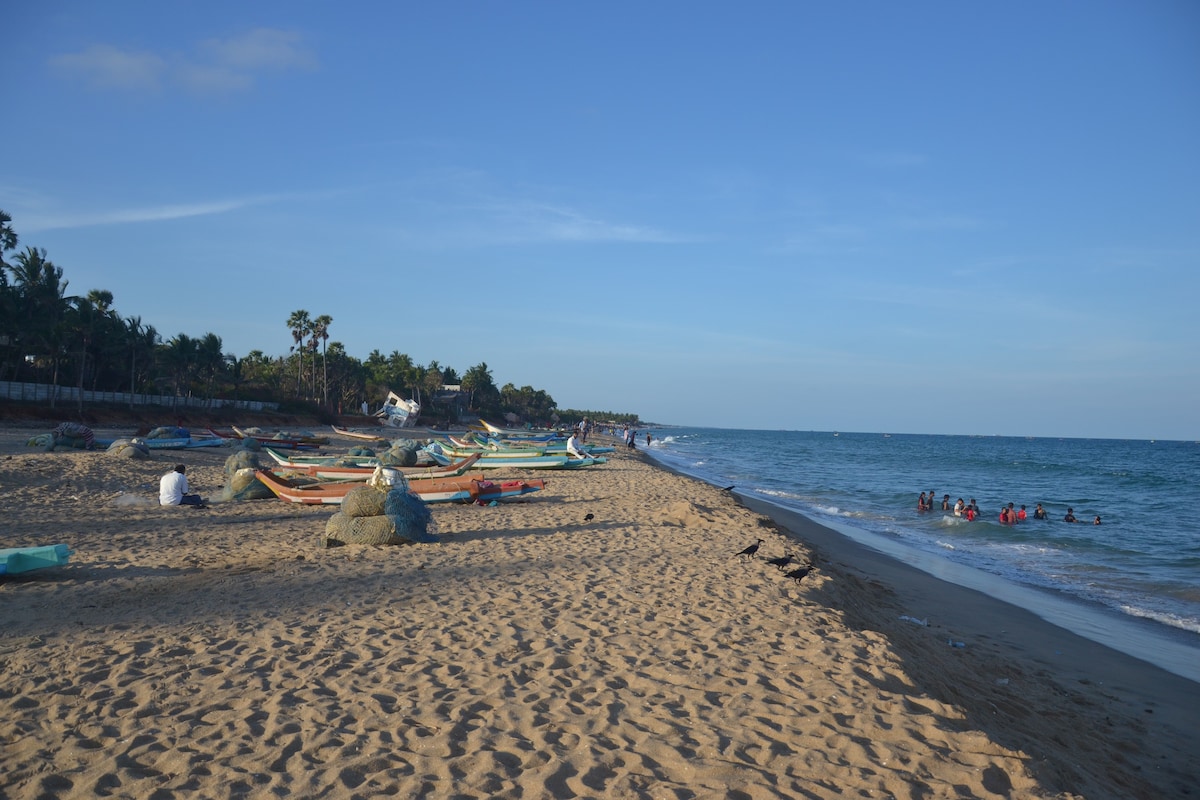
[584,513,594,522]
[765,554,796,570]
[784,565,813,583]
[735,539,764,558]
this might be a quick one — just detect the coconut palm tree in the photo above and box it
[10,247,74,403]
[310,314,332,406]
[286,309,311,398]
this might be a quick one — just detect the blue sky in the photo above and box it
[5,2,1198,439]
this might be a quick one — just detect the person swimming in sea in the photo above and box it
[917,492,928,511]
[1033,503,1047,520]
[1093,515,1102,525]
[1064,507,1078,523]
[953,498,965,517]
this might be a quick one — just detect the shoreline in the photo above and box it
[2,425,1197,797]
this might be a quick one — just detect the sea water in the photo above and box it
[641,428,1200,679]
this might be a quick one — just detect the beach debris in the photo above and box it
[584,513,595,522]
[947,640,966,648]
[899,615,929,626]
[734,539,764,559]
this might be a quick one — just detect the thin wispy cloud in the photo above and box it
[51,28,316,94]
[20,195,277,233]
[50,45,166,91]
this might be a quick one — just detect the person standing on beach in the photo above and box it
[646,432,653,446]
[160,464,205,507]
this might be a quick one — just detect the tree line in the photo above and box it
[0,211,623,426]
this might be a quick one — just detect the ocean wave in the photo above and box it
[1120,604,1200,635]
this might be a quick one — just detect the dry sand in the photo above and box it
[1,425,1197,799]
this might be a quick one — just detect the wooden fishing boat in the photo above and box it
[254,469,544,505]
[424,445,570,469]
[263,447,381,468]
[277,454,483,482]
[207,428,321,451]
[331,425,389,441]
[233,426,329,446]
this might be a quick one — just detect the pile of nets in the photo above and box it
[145,426,188,439]
[324,467,437,547]
[106,439,151,459]
[216,449,275,501]
[375,439,428,468]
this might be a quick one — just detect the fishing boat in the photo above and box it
[424,443,570,469]
[207,428,321,451]
[331,425,389,441]
[275,454,483,482]
[262,447,381,468]
[138,436,226,450]
[254,469,544,505]
[375,391,421,428]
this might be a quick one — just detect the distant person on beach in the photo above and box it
[999,507,1012,524]
[361,400,369,415]
[628,430,638,449]
[646,432,653,446]
[1034,503,1047,520]
[918,492,928,511]
[964,505,976,521]
[160,464,205,507]
[1064,507,1078,523]
[1093,515,1102,525]
[927,490,936,511]
[1007,502,1018,522]
[953,498,965,516]
[941,494,951,511]
[969,499,980,518]
[1017,505,1027,522]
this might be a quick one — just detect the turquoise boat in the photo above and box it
[0,544,72,576]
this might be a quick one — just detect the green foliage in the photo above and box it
[0,214,636,422]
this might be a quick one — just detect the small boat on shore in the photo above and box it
[331,425,389,441]
[254,469,544,505]
[274,453,484,482]
[207,428,321,451]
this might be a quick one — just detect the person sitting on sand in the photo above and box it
[566,432,589,459]
[1063,507,1078,523]
[160,464,205,507]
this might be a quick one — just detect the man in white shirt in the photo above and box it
[566,432,589,459]
[160,464,205,507]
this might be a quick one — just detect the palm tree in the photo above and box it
[286,309,311,398]
[122,316,160,408]
[195,333,225,404]
[161,333,198,409]
[10,247,74,403]
[311,314,332,407]
[0,210,17,269]
[70,289,114,411]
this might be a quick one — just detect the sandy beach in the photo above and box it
[1,424,1197,799]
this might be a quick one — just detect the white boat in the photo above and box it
[375,391,420,428]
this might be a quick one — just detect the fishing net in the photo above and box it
[222,467,274,501]
[107,439,150,459]
[348,446,375,457]
[324,471,437,546]
[342,485,387,518]
[146,426,188,439]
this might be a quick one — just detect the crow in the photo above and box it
[583,513,594,522]
[765,554,796,570]
[734,539,764,558]
[721,485,736,492]
[783,565,813,583]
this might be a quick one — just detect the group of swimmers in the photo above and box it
[917,492,1101,525]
